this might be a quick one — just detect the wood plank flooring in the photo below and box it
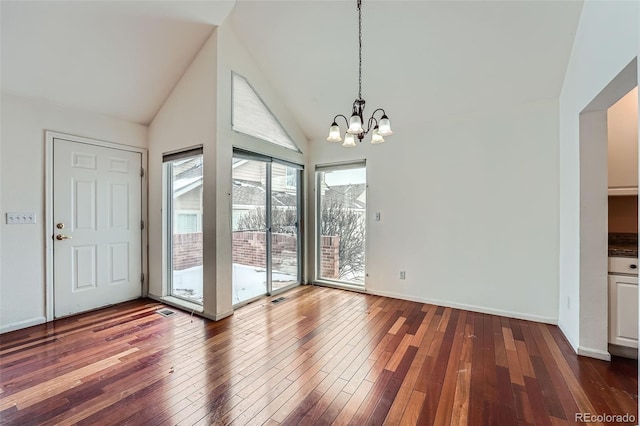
[0,286,637,425]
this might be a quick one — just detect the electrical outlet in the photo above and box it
[6,212,36,224]
[400,271,406,280]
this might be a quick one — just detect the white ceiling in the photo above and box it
[1,1,234,125]
[1,1,583,137]
[229,0,584,141]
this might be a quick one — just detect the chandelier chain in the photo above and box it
[358,0,362,100]
[326,0,391,146]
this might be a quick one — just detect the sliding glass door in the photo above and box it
[232,150,302,305]
[316,162,366,287]
[232,157,268,304]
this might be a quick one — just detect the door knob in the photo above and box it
[56,234,72,241]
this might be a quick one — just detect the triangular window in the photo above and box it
[232,72,300,152]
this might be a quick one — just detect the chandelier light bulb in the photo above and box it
[348,113,364,134]
[326,123,343,142]
[370,126,385,144]
[343,133,357,147]
[378,115,393,136]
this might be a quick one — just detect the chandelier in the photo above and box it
[326,0,392,147]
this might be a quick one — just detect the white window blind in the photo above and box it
[232,72,300,152]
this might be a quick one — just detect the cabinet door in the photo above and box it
[609,275,639,348]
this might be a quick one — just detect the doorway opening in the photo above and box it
[579,58,638,360]
[607,86,639,359]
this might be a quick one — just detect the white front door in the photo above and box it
[53,138,142,317]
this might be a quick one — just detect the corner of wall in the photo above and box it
[557,319,579,353]
[557,0,639,358]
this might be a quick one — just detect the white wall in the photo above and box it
[0,92,147,332]
[310,100,560,323]
[147,29,218,317]
[558,0,639,355]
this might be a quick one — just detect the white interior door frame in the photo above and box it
[45,131,148,322]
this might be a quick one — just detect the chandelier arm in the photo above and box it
[333,114,350,129]
[365,116,378,133]
[369,108,386,119]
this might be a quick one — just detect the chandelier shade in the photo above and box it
[378,115,393,136]
[348,113,364,134]
[327,122,342,142]
[370,126,385,144]
[326,0,393,146]
[343,133,357,148]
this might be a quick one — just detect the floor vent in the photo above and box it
[156,309,176,317]
[271,297,286,304]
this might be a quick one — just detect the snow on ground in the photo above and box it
[172,263,297,305]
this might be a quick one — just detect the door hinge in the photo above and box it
[141,273,145,283]
[140,167,145,177]
[141,220,145,230]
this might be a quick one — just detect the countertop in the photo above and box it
[609,233,638,258]
[608,244,638,258]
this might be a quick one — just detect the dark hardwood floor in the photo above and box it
[0,286,637,425]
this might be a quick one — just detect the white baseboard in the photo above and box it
[557,321,579,354]
[557,322,614,361]
[365,288,558,325]
[0,316,47,334]
[208,310,233,321]
[577,346,611,361]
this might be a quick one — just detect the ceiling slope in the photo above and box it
[229,0,583,141]
[0,0,582,134]
[1,1,235,125]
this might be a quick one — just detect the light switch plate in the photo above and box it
[6,212,36,224]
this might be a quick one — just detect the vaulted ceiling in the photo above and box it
[1,1,233,124]
[1,1,583,140]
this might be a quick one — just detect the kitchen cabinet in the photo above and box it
[608,257,638,348]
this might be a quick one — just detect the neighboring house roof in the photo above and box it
[175,158,364,211]
[272,190,297,208]
[174,157,202,180]
[232,179,297,208]
[322,184,366,210]
[174,176,202,198]
[233,180,266,207]
[172,156,203,198]
[232,180,365,210]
